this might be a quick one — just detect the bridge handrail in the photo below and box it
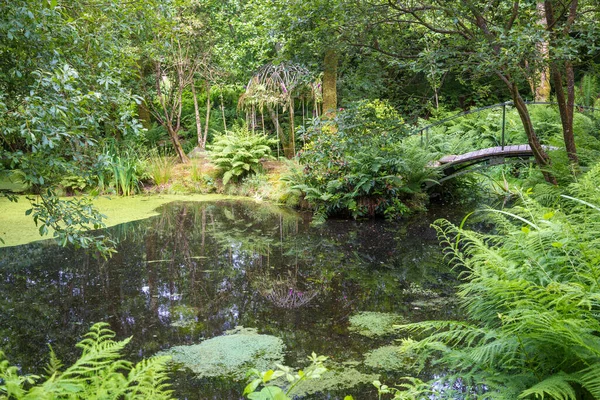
[410,101,600,136]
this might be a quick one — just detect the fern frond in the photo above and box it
[44,345,63,378]
[518,372,577,400]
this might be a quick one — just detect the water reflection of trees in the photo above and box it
[0,200,457,380]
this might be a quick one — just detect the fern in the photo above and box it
[390,164,600,399]
[0,322,173,400]
[208,124,277,185]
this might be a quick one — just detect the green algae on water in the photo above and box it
[157,327,284,380]
[348,311,405,338]
[364,340,422,374]
[364,345,405,371]
[290,363,379,397]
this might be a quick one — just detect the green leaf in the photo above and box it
[243,378,262,395]
[223,171,234,185]
[262,370,274,383]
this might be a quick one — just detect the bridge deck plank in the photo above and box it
[437,144,555,169]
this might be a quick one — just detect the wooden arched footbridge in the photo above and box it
[431,144,556,186]
[410,100,597,187]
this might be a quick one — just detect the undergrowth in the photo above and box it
[388,162,600,399]
[0,322,172,399]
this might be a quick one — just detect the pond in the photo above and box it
[0,199,474,399]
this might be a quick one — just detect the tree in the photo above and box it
[343,0,587,183]
[148,40,193,164]
[0,0,157,252]
[252,0,353,118]
[544,0,583,165]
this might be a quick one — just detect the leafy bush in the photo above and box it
[294,101,440,221]
[0,322,172,399]
[208,125,277,185]
[391,163,600,399]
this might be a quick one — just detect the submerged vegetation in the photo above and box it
[348,312,406,338]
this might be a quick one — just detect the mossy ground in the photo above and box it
[0,193,244,247]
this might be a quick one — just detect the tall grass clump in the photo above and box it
[96,144,147,196]
[147,153,176,186]
[390,162,600,399]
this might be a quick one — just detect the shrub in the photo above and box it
[208,125,277,185]
[294,101,440,221]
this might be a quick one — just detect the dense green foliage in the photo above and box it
[294,100,439,221]
[389,163,600,399]
[208,126,277,185]
[0,323,172,399]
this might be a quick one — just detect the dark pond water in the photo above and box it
[0,200,475,399]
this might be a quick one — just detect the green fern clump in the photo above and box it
[293,103,440,220]
[389,164,600,399]
[0,322,173,399]
[208,125,277,185]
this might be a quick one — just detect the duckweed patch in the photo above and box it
[0,194,241,247]
[158,327,284,380]
[348,311,405,338]
[364,345,405,371]
[290,364,379,397]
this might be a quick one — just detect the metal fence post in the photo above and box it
[501,103,506,150]
[425,127,429,147]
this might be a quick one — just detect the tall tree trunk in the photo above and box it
[534,1,551,101]
[204,81,211,145]
[545,0,579,164]
[507,81,556,184]
[137,101,152,130]
[167,124,189,163]
[220,90,227,132]
[549,63,578,164]
[322,49,338,119]
[191,79,204,149]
